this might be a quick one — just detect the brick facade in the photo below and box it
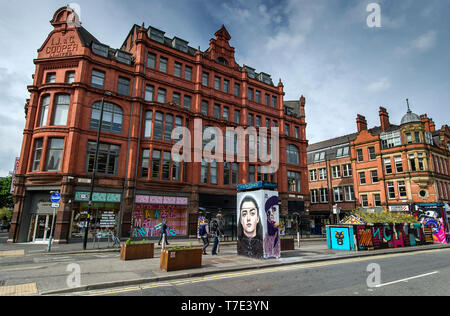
[9,6,308,243]
[307,105,450,228]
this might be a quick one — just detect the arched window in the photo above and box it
[287,144,300,165]
[216,57,228,66]
[90,101,123,134]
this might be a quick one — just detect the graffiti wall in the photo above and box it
[327,223,433,251]
[132,204,188,238]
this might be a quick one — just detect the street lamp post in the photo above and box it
[83,91,112,250]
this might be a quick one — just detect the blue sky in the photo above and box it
[0,0,449,176]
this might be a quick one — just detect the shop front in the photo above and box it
[198,193,237,240]
[70,191,122,240]
[131,194,189,238]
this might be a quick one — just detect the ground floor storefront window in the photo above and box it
[131,195,189,238]
[70,202,120,239]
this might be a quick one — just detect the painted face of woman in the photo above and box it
[241,200,259,238]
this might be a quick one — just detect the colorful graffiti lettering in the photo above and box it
[132,204,187,237]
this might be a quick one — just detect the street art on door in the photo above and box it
[132,204,187,237]
[326,226,355,251]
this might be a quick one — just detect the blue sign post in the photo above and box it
[51,192,61,203]
[48,192,60,252]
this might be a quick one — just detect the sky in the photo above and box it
[0,0,449,176]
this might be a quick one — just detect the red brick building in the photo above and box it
[9,6,308,243]
[307,104,450,230]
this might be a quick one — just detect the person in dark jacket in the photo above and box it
[211,214,224,255]
[158,218,170,246]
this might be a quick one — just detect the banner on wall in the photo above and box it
[237,189,280,259]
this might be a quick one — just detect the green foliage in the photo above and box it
[353,210,419,224]
[126,239,152,245]
[0,207,13,220]
[169,245,195,250]
[0,177,13,209]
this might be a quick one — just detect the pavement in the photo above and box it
[1,231,449,296]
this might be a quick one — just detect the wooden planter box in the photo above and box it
[160,248,203,272]
[120,243,154,261]
[280,238,295,251]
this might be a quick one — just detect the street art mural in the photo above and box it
[326,226,355,251]
[415,204,449,244]
[327,223,432,251]
[237,189,280,259]
[132,204,188,238]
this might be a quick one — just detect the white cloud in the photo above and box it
[412,30,437,51]
[395,30,437,56]
[366,77,391,93]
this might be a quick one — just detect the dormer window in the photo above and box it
[148,27,165,44]
[92,43,109,58]
[244,66,256,79]
[172,37,188,53]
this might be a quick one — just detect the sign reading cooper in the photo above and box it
[46,35,79,58]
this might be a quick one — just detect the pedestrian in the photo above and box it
[158,218,170,246]
[211,214,224,255]
[199,219,210,255]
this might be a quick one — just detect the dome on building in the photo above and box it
[400,99,421,125]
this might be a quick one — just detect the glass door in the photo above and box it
[31,214,54,242]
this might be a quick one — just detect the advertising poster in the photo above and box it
[237,189,280,259]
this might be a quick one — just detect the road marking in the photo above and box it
[75,247,450,296]
[0,282,38,296]
[0,265,46,272]
[375,271,439,288]
[0,250,25,257]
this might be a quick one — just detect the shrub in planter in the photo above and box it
[280,237,295,251]
[160,246,203,272]
[120,239,154,261]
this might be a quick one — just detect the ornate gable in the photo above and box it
[205,25,238,69]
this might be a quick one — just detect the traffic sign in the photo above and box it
[51,192,61,203]
[52,203,60,208]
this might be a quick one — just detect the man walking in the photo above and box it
[158,218,170,247]
[211,214,224,255]
[199,219,210,255]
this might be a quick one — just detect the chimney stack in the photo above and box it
[429,119,436,132]
[379,107,390,132]
[420,114,431,132]
[357,114,367,133]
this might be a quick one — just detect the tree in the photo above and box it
[0,177,14,209]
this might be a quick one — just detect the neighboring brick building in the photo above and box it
[307,103,450,230]
[9,6,308,243]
